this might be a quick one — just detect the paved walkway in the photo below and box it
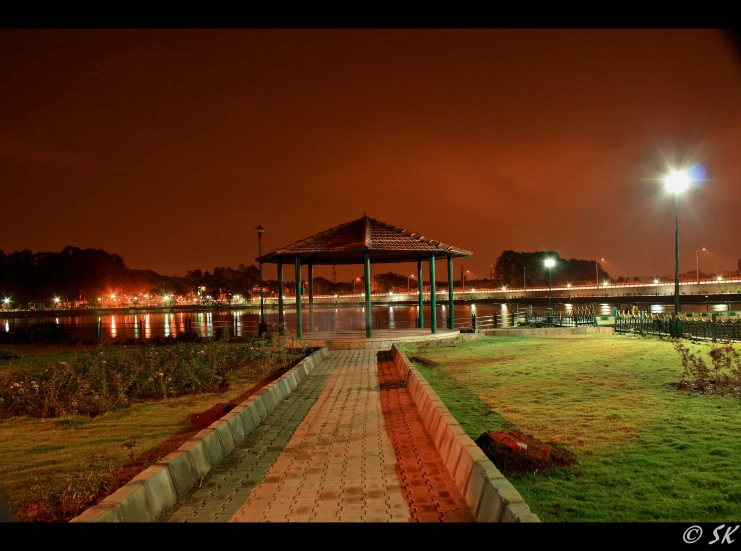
[159,349,474,522]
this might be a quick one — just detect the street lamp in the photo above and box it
[523,266,530,290]
[462,270,470,291]
[664,169,691,314]
[354,277,360,294]
[696,247,706,283]
[255,225,266,334]
[595,258,604,287]
[544,259,555,312]
[408,273,414,294]
[654,278,659,296]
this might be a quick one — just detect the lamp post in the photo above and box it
[545,259,555,313]
[462,270,469,292]
[696,247,706,283]
[354,277,360,294]
[255,225,266,335]
[664,170,690,315]
[654,278,659,297]
[523,266,529,291]
[408,273,414,294]
[595,258,604,287]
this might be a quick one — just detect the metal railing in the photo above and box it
[614,311,741,342]
[524,306,598,328]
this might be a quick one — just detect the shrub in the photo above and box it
[0,337,309,419]
[18,452,122,522]
[674,340,741,396]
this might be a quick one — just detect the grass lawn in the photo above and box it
[0,342,300,520]
[402,334,741,522]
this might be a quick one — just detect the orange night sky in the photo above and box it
[1,29,740,282]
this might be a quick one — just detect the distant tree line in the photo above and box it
[1,246,627,307]
[493,250,611,288]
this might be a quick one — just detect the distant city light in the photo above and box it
[110,294,116,299]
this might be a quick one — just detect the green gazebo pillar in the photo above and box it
[417,258,424,328]
[308,262,314,332]
[295,257,302,339]
[364,251,372,338]
[277,259,284,333]
[447,255,454,329]
[429,254,437,334]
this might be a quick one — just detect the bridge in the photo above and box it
[251,276,741,306]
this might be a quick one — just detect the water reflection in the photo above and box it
[2,300,740,340]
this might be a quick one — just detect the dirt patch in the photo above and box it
[409,356,439,367]
[475,429,577,475]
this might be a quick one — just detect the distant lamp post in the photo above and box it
[696,247,706,283]
[408,273,414,294]
[664,169,691,314]
[523,265,530,291]
[256,225,266,335]
[544,259,556,312]
[354,277,360,294]
[462,270,470,291]
[595,258,604,287]
[654,278,660,296]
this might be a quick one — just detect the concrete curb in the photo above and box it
[389,344,540,523]
[70,346,330,523]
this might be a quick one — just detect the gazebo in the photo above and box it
[255,215,473,338]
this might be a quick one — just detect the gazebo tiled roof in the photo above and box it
[256,216,472,265]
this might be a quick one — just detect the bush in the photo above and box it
[674,340,741,396]
[18,453,122,522]
[0,347,20,360]
[0,336,309,419]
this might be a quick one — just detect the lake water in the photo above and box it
[3,300,741,341]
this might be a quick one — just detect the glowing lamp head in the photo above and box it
[544,259,556,268]
[3,298,9,304]
[54,297,60,303]
[654,279,659,284]
[110,294,115,299]
[567,283,571,288]
[664,170,690,194]
[718,275,723,282]
[164,295,170,300]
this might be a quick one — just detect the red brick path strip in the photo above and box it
[376,350,475,522]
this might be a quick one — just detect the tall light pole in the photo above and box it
[595,258,604,287]
[523,266,529,290]
[255,225,266,335]
[408,273,414,294]
[354,277,360,294]
[696,247,706,283]
[664,170,690,314]
[545,259,555,312]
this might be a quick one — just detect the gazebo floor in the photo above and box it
[287,328,461,350]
